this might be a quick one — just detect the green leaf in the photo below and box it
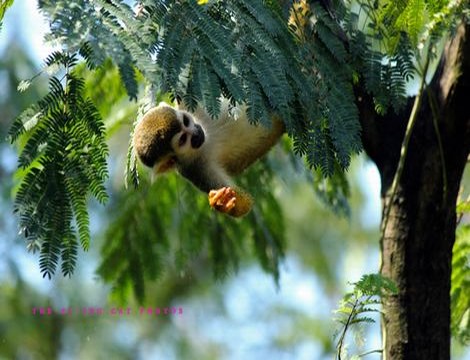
[452,225,470,344]
[11,51,109,278]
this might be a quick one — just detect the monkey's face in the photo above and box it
[134,103,207,173]
[171,111,205,158]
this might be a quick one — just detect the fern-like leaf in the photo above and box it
[11,51,108,278]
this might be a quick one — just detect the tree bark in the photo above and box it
[358,23,470,359]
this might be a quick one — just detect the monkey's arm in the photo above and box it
[179,160,253,217]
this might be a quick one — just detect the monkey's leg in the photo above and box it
[208,187,253,217]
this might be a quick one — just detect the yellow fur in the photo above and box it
[135,100,284,217]
[179,101,284,175]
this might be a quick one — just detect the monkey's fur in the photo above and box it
[133,101,284,217]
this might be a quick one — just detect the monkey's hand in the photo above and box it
[208,187,252,217]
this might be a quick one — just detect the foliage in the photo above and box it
[8,50,108,278]
[290,1,362,174]
[3,0,470,356]
[8,0,468,290]
[39,0,158,100]
[334,273,398,359]
[98,158,285,303]
[343,0,467,113]
[9,0,362,281]
[36,0,363,176]
[312,165,351,217]
[0,0,13,24]
[452,199,470,344]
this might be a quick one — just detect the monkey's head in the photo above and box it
[133,103,206,173]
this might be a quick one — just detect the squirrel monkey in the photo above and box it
[133,101,284,217]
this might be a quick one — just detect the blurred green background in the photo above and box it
[0,1,467,359]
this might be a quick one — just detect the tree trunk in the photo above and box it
[358,24,470,359]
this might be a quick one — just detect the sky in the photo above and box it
[1,0,53,61]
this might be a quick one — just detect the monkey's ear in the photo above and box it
[154,156,176,173]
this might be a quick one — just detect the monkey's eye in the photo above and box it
[179,133,187,147]
[183,114,190,127]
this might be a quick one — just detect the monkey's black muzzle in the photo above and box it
[191,124,205,149]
